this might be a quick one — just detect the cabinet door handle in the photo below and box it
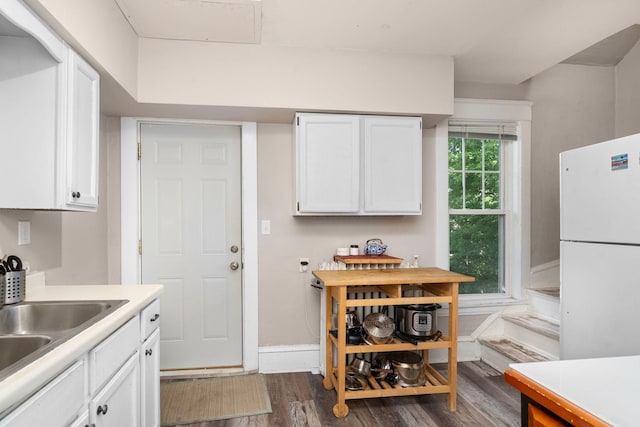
[97,404,108,415]
[145,349,153,356]
[150,313,160,322]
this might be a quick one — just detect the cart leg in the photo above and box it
[333,403,349,418]
[322,376,334,390]
[448,281,459,411]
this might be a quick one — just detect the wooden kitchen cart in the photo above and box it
[312,267,475,418]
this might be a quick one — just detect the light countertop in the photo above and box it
[510,356,640,426]
[0,284,163,415]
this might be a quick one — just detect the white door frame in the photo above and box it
[119,117,259,372]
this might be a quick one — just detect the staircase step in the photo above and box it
[502,312,559,340]
[479,336,553,364]
[527,287,560,322]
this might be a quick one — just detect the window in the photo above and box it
[448,122,517,295]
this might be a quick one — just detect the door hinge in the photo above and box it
[296,116,299,126]
[138,239,142,255]
[137,142,142,160]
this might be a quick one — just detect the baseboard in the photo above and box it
[258,344,321,374]
[258,339,480,375]
[529,259,560,289]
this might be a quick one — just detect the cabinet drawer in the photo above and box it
[141,299,161,341]
[0,359,86,427]
[90,315,140,394]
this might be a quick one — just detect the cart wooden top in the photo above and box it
[312,267,475,287]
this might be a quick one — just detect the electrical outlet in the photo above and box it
[299,257,309,273]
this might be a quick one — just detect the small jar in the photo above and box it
[349,245,359,256]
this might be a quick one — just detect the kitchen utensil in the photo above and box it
[345,371,367,391]
[364,238,387,256]
[395,304,441,339]
[4,255,22,272]
[350,357,371,376]
[362,311,395,345]
[329,327,365,345]
[373,353,394,380]
[1,255,25,305]
[345,310,360,328]
[389,351,427,387]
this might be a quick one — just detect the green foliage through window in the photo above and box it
[448,136,505,295]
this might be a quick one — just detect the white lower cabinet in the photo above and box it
[90,353,140,427]
[0,299,161,426]
[0,360,86,427]
[69,412,89,427]
[141,329,160,427]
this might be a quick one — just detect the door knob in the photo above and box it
[230,261,239,270]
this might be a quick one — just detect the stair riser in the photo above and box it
[503,323,559,358]
[528,293,560,322]
[479,344,514,373]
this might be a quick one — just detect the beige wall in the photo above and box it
[456,64,616,268]
[137,40,453,124]
[26,0,139,98]
[256,123,439,345]
[615,40,640,137]
[525,64,615,267]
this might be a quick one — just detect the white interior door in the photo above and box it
[140,122,243,370]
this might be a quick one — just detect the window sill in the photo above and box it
[445,295,528,315]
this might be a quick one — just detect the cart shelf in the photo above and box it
[313,267,474,418]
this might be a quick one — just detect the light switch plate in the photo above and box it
[18,220,31,245]
[261,220,271,235]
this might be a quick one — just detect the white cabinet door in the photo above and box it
[140,329,160,427]
[363,116,422,213]
[90,353,140,427]
[0,360,86,427]
[64,47,100,209]
[295,113,360,213]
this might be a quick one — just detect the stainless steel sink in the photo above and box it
[0,300,128,381]
[0,336,52,372]
[0,301,118,335]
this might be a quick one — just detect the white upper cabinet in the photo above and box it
[64,49,100,209]
[0,0,100,211]
[295,113,422,215]
[363,116,422,214]
[296,113,361,213]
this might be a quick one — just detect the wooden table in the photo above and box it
[505,356,640,426]
[313,267,474,418]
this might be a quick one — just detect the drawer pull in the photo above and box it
[145,349,153,356]
[150,314,160,322]
[97,404,108,415]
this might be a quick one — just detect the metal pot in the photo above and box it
[350,356,371,376]
[395,304,440,338]
[362,311,395,345]
[346,310,360,329]
[389,351,427,387]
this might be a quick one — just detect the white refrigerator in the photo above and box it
[560,133,640,359]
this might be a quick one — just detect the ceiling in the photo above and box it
[113,0,640,85]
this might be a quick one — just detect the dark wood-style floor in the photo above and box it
[165,361,521,427]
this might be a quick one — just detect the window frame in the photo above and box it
[449,135,511,297]
[435,99,532,306]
